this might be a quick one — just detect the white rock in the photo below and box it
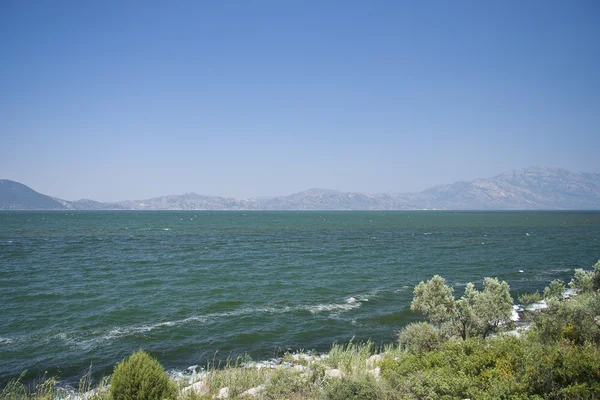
[240,385,265,398]
[292,354,311,362]
[366,354,383,368]
[182,379,208,395]
[293,364,309,372]
[216,387,230,399]
[367,367,380,379]
[325,369,343,379]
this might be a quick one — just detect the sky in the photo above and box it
[1,1,599,202]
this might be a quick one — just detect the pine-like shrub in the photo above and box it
[110,350,177,400]
[320,376,382,400]
[397,322,441,353]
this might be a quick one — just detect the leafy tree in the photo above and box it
[410,275,455,324]
[569,268,594,293]
[455,283,480,340]
[474,278,514,338]
[592,259,600,291]
[544,279,566,299]
[411,275,514,340]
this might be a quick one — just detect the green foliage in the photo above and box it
[544,279,566,299]
[396,322,440,354]
[0,372,59,400]
[381,335,600,399]
[262,370,312,400]
[326,340,375,375]
[411,275,514,340]
[0,372,28,400]
[531,291,600,345]
[109,350,177,400]
[475,277,514,338]
[455,282,479,340]
[569,268,594,293]
[411,275,455,324]
[593,259,600,291]
[320,376,382,400]
[518,291,542,305]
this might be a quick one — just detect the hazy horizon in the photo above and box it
[2,1,599,202]
[3,164,600,203]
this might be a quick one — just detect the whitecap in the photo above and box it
[519,270,524,273]
[74,300,363,348]
[510,305,520,322]
[305,303,360,313]
[0,337,13,345]
[526,300,548,312]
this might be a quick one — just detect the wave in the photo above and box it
[50,299,364,350]
[0,337,13,345]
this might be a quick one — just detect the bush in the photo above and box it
[518,291,542,305]
[263,370,312,400]
[320,376,382,400]
[531,291,600,345]
[593,260,600,291]
[397,322,441,353]
[543,280,566,299]
[569,268,594,293]
[109,350,177,400]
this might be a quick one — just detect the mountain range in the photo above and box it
[1,166,599,210]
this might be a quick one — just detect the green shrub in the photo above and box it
[518,291,542,305]
[593,260,600,291]
[320,376,382,400]
[263,370,311,400]
[397,322,441,353]
[109,350,177,400]
[543,280,566,299]
[530,291,600,345]
[569,269,594,293]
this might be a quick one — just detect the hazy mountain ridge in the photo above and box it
[0,180,66,210]
[1,167,599,210]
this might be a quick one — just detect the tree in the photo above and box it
[473,278,514,338]
[569,268,594,293]
[455,283,480,340]
[410,275,455,324]
[411,275,514,340]
[544,279,566,299]
[592,260,600,291]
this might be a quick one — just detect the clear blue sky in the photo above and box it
[1,1,599,201]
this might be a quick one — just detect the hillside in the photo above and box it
[2,167,599,210]
[0,180,67,210]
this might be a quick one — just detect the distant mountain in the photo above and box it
[421,166,600,210]
[257,188,418,210]
[116,193,258,210]
[2,167,599,210]
[0,180,66,210]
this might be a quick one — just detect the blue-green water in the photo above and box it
[1,211,599,386]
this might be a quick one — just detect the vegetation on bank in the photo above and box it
[2,261,599,400]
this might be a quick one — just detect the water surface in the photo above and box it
[1,211,599,385]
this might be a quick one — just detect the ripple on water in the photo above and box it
[1,211,599,385]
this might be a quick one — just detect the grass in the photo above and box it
[2,336,599,400]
